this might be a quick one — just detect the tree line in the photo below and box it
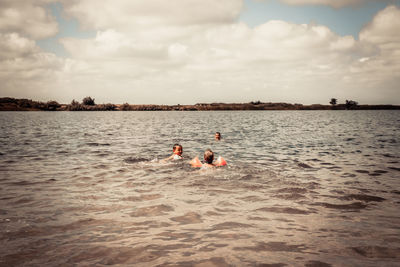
[68,97,117,111]
[329,98,359,109]
[0,97,117,111]
[1,97,399,111]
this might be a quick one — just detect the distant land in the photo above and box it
[1,97,399,111]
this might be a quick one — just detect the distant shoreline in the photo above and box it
[1,97,399,111]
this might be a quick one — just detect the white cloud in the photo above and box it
[53,19,364,103]
[360,5,400,45]
[60,30,169,61]
[0,0,63,100]
[0,33,38,60]
[61,0,243,31]
[0,0,58,39]
[352,5,400,94]
[0,50,65,101]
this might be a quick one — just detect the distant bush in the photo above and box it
[0,97,56,110]
[0,97,18,104]
[121,103,131,111]
[96,103,116,111]
[82,96,95,106]
[330,98,337,105]
[71,99,80,106]
[345,100,358,110]
[67,99,84,111]
[17,99,33,108]
[44,101,60,111]
[66,99,116,111]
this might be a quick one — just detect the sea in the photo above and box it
[0,110,399,266]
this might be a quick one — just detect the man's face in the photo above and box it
[215,133,221,140]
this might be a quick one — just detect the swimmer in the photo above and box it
[162,144,183,162]
[190,149,227,168]
[215,132,221,141]
[202,149,216,168]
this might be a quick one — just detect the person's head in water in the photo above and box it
[162,144,183,162]
[204,149,214,164]
[215,132,221,141]
[173,144,183,157]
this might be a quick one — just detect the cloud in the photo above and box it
[55,19,365,103]
[61,0,243,31]
[0,0,64,99]
[353,5,400,90]
[279,0,373,8]
[0,33,38,60]
[360,5,400,44]
[0,49,65,101]
[0,0,58,39]
[60,30,169,61]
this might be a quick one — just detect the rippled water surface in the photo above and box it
[1,111,399,266]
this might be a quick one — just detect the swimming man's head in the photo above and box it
[204,149,214,164]
[215,132,221,140]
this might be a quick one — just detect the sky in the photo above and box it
[1,0,400,105]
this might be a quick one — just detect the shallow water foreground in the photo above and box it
[0,111,400,266]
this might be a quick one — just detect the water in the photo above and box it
[0,110,399,266]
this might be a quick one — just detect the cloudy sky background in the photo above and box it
[1,0,399,105]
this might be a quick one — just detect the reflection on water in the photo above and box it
[0,110,399,266]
